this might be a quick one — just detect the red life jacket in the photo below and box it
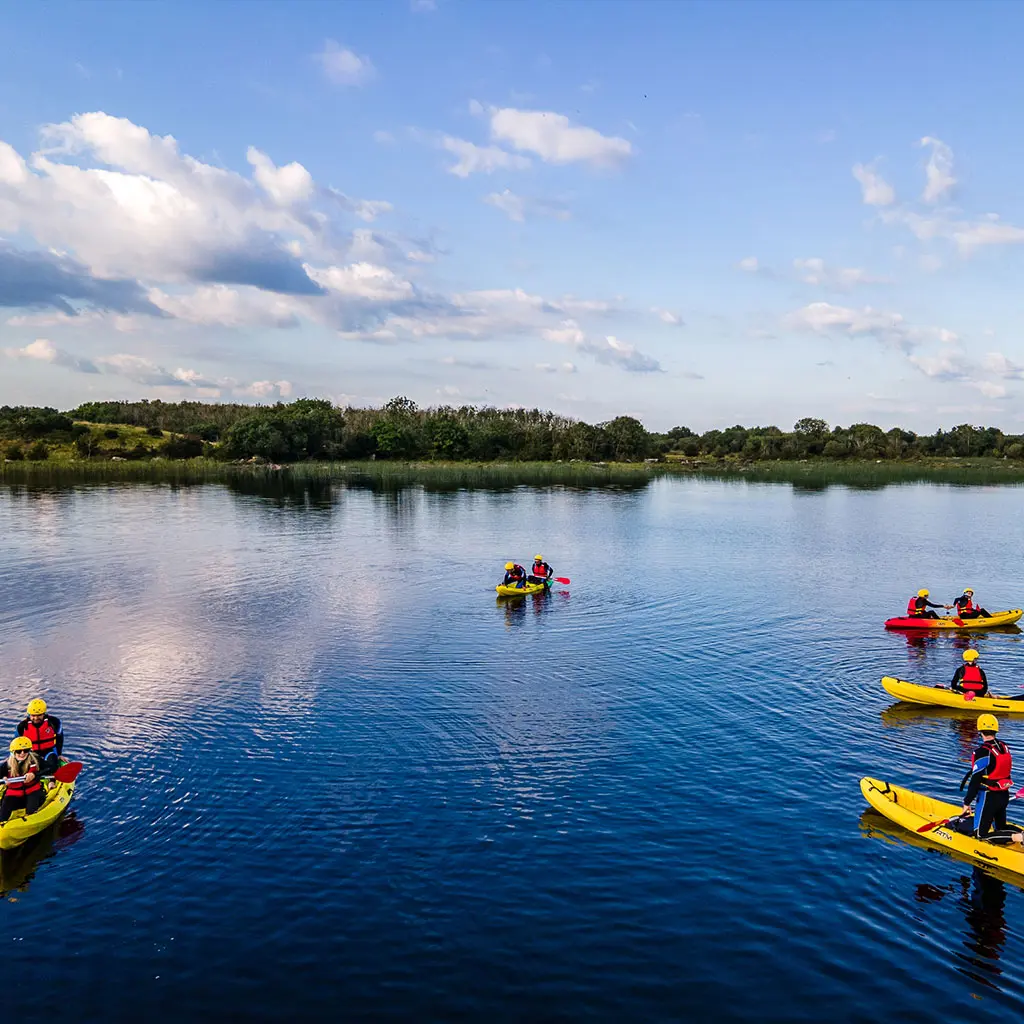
[3,760,42,799]
[962,664,985,693]
[976,739,1013,792]
[23,718,57,756]
[508,565,525,579]
[907,596,920,616]
[958,596,976,613]
[532,562,548,578]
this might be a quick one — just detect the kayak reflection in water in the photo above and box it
[503,562,528,588]
[528,554,553,586]
[951,650,989,698]
[954,715,1023,842]
[0,738,43,822]
[954,588,992,620]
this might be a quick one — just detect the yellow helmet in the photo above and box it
[9,737,32,753]
[964,587,974,594]
[977,714,999,733]
[918,589,929,598]
[534,554,544,562]
[505,562,515,571]
[963,649,980,662]
[26,699,47,716]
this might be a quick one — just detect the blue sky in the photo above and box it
[3,0,1024,431]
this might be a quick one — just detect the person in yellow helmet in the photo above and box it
[953,588,991,620]
[958,714,1020,841]
[905,588,950,619]
[16,698,64,776]
[528,554,553,586]
[951,649,989,697]
[503,561,527,588]
[0,737,43,823]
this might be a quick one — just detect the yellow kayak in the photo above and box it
[495,580,550,597]
[861,776,1024,878]
[882,676,1024,713]
[0,772,77,851]
[884,609,1023,630]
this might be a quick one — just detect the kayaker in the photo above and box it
[0,737,43,823]
[960,714,1019,841]
[16,699,64,776]
[503,562,527,588]
[529,554,553,585]
[907,588,950,619]
[954,588,991,619]
[951,649,989,697]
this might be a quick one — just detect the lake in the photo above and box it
[2,473,1024,1019]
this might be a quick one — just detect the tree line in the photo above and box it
[4,401,1024,463]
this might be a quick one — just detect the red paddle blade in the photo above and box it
[554,576,570,584]
[953,618,964,626]
[917,816,951,834]
[964,692,975,701]
[53,761,83,783]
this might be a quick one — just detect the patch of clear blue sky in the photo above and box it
[3,0,1024,428]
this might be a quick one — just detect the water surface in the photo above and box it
[3,474,1024,1019]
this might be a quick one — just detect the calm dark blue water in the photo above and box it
[3,474,1024,1019]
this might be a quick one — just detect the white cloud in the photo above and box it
[304,261,415,302]
[919,136,956,203]
[3,337,99,373]
[246,147,314,206]
[983,352,1024,379]
[486,106,631,167]
[737,256,760,272]
[652,307,684,325]
[535,361,577,373]
[148,285,303,328]
[236,380,294,400]
[541,318,661,372]
[793,257,888,290]
[785,301,947,353]
[441,136,531,177]
[316,40,375,86]
[852,163,896,206]
[483,188,570,222]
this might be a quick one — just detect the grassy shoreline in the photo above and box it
[4,455,1024,489]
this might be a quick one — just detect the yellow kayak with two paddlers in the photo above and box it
[0,760,81,852]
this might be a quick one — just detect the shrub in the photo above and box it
[103,428,121,440]
[146,426,164,438]
[75,434,98,458]
[26,441,49,461]
[5,442,24,461]
[161,436,204,460]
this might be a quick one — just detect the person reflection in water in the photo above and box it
[915,869,1008,988]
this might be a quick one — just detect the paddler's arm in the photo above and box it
[962,750,991,809]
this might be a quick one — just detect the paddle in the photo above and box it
[0,761,82,787]
[917,785,1024,833]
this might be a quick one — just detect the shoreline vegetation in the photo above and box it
[5,398,1024,487]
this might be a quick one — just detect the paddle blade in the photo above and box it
[53,761,83,783]
[964,692,975,701]
[953,618,964,627]
[554,576,570,585]
[917,816,951,834]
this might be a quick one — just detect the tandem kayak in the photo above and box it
[0,767,77,852]
[861,776,1024,878]
[884,609,1023,630]
[495,580,551,597]
[882,675,1024,713]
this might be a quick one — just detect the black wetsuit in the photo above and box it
[963,739,1013,838]
[0,760,44,822]
[528,561,553,585]
[16,714,63,776]
[912,597,945,619]
[503,566,527,588]
[954,595,991,619]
